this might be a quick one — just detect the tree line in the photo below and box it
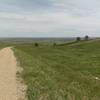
[76,35,89,41]
[34,35,89,47]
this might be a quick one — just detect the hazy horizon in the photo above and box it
[0,0,100,37]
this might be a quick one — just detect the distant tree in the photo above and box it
[76,37,81,41]
[84,35,89,40]
[34,42,39,47]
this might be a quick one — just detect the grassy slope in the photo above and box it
[14,40,100,100]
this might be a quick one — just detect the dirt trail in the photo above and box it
[0,47,19,100]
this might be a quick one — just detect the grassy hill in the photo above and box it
[13,39,100,100]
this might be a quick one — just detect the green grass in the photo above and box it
[13,40,100,100]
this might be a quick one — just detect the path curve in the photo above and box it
[0,47,18,100]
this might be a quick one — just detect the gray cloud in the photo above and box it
[0,0,100,37]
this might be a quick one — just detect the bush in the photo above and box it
[76,37,81,41]
[84,35,89,40]
[34,43,39,47]
[53,43,56,46]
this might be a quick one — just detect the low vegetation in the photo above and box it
[12,39,100,100]
[34,43,39,47]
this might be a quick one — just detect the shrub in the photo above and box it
[76,37,81,41]
[84,35,89,40]
[53,43,56,46]
[34,43,39,47]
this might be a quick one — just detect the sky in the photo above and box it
[0,0,100,37]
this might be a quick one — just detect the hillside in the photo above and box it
[13,39,100,100]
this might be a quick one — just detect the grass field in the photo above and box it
[13,39,100,100]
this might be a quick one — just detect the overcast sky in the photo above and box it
[0,0,100,37]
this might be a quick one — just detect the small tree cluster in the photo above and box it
[53,43,56,46]
[34,42,39,47]
[84,35,89,40]
[76,35,89,41]
[76,37,81,41]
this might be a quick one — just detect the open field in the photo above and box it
[0,38,99,100]
[10,39,100,100]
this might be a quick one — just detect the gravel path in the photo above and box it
[0,47,18,100]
